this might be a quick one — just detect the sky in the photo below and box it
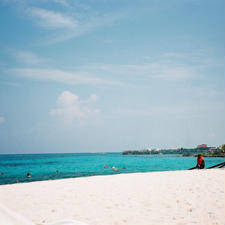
[0,0,224,154]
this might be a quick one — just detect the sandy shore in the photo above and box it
[0,169,224,225]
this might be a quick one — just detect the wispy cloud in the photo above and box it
[88,62,196,81]
[7,51,220,87]
[38,12,125,44]
[19,1,125,44]
[9,68,124,86]
[9,50,47,65]
[1,0,126,44]
[11,68,101,85]
[50,91,99,123]
[88,50,221,81]
[28,7,77,29]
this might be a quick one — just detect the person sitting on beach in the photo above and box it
[196,154,205,169]
[27,172,31,178]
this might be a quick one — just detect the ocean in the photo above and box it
[0,153,224,185]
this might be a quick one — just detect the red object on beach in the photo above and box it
[197,155,203,165]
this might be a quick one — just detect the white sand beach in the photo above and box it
[0,169,224,225]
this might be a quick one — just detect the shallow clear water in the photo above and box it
[0,153,224,185]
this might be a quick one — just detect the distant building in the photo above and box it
[208,147,219,153]
[197,144,207,148]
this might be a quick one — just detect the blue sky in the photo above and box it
[0,0,224,154]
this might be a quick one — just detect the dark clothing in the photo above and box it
[197,159,205,169]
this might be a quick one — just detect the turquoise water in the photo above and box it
[0,153,224,185]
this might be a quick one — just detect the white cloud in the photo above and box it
[57,91,79,106]
[50,91,99,123]
[28,7,77,29]
[0,117,5,124]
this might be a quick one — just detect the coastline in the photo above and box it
[0,169,224,225]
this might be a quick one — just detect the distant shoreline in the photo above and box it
[182,154,225,157]
[123,146,225,157]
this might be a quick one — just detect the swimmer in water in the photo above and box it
[112,166,119,172]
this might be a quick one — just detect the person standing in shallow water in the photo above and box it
[196,154,205,169]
